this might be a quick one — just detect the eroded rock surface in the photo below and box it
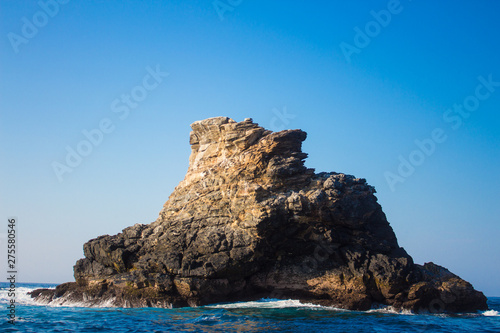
[31,117,487,312]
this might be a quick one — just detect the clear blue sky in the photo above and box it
[1,1,499,296]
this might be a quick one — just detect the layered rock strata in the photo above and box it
[31,117,487,312]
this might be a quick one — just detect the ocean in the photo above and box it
[1,283,499,332]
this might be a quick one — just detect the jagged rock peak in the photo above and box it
[157,117,312,225]
[187,116,305,169]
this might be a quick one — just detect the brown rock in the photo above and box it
[31,117,488,312]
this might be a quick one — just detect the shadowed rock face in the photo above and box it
[31,117,488,312]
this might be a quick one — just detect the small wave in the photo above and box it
[483,310,500,317]
[208,298,346,311]
[209,299,420,315]
[0,286,44,306]
[193,315,222,322]
[208,299,308,309]
[33,292,119,308]
[0,285,117,308]
[209,299,420,314]
[366,306,415,316]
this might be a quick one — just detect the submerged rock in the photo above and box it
[32,117,487,312]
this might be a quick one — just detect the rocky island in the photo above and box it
[31,117,488,313]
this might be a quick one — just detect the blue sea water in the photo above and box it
[1,283,499,332]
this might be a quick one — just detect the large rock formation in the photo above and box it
[31,117,488,312]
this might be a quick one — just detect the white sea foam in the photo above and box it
[366,306,415,316]
[0,286,41,306]
[33,291,121,308]
[483,310,500,317]
[208,298,346,311]
[0,286,115,308]
[193,315,222,322]
[209,299,419,315]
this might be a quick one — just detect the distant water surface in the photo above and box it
[1,283,499,332]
